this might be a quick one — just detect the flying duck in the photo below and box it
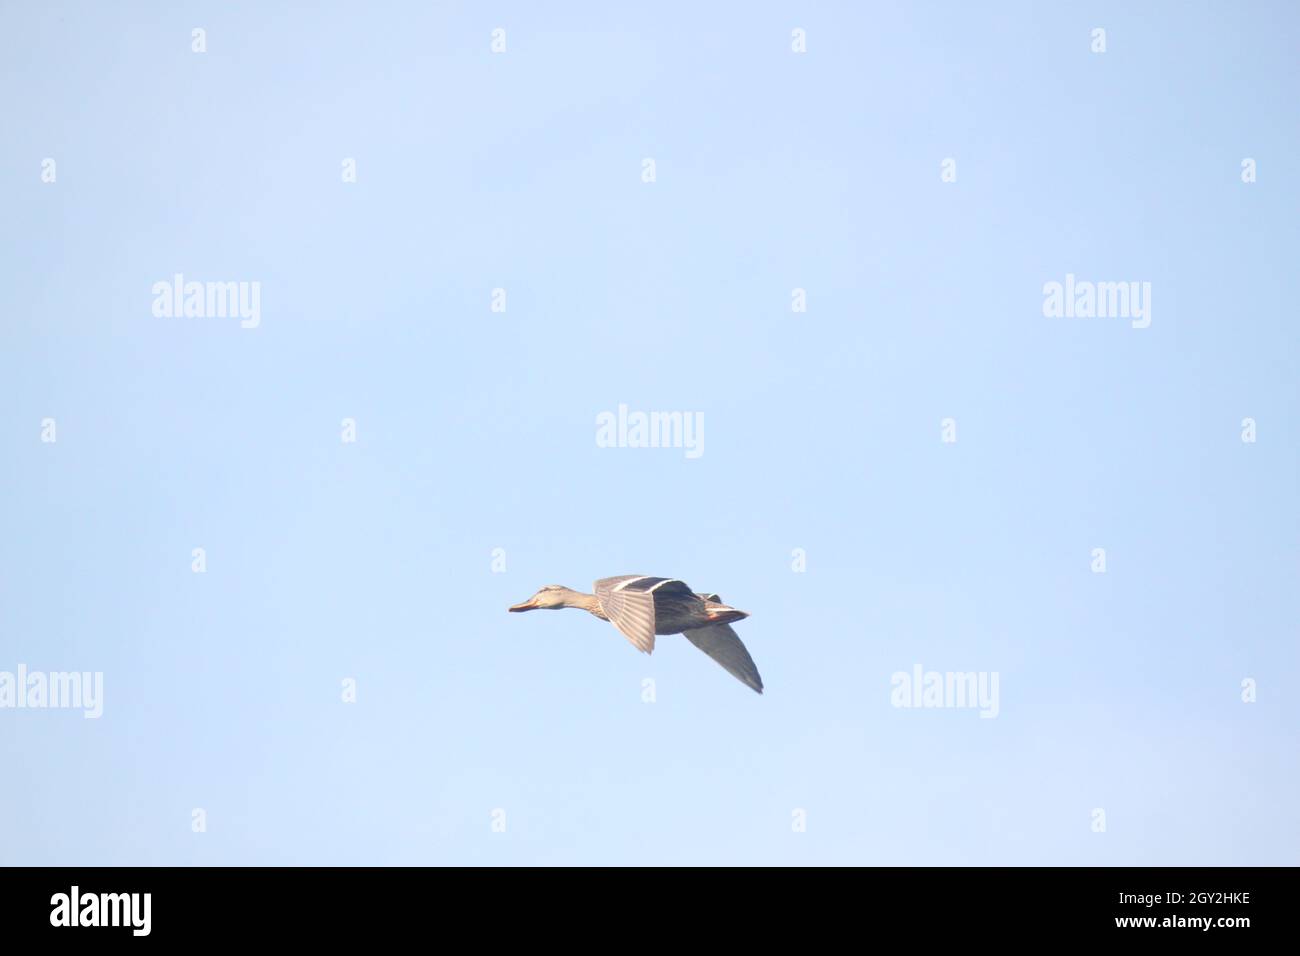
[509,575,764,694]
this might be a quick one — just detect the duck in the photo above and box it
[509,575,764,694]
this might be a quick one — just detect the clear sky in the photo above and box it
[1,1,1296,865]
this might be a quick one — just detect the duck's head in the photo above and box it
[508,585,576,612]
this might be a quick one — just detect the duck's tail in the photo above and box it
[702,598,749,626]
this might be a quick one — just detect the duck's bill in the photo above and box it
[508,599,538,612]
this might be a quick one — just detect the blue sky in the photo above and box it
[1,1,1296,865]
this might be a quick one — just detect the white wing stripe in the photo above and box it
[613,576,653,592]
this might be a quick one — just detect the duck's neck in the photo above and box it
[564,590,606,619]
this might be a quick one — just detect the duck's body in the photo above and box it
[509,575,763,694]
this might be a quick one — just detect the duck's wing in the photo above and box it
[595,572,665,655]
[593,575,670,654]
[681,620,764,694]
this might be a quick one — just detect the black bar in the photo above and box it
[0,866,1284,942]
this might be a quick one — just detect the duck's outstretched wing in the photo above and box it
[681,620,764,694]
[593,575,670,654]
